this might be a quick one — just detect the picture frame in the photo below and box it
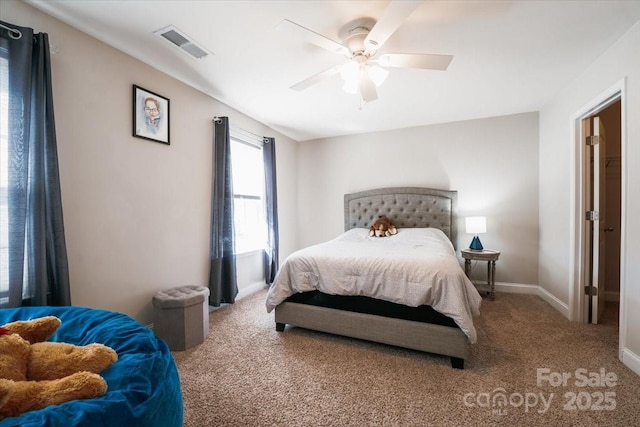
[133,85,170,145]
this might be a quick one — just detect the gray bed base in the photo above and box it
[274,187,469,369]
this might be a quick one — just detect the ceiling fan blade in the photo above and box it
[290,64,343,91]
[277,19,349,57]
[359,72,378,103]
[377,53,454,71]
[364,0,422,53]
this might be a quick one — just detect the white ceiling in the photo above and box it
[25,0,640,141]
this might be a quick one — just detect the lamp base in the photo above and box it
[469,235,484,251]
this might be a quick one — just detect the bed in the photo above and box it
[265,187,481,369]
[0,306,183,426]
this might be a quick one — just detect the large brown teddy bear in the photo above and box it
[0,316,118,419]
[369,215,398,237]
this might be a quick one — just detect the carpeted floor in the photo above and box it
[172,290,640,426]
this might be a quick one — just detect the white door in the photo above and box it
[585,116,607,324]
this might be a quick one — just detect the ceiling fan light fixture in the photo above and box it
[340,61,388,97]
[366,64,389,86]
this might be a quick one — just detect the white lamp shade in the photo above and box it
[465,216,486,234]
[366,64,389,86]
[340,61,389,96]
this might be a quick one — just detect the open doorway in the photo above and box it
[570,80,626,361]
[584,100,622,325]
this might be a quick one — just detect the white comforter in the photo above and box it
[265,228,482,343]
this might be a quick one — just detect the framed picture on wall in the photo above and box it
[132,85,170,145]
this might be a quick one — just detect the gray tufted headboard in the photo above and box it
[344,187,458,249]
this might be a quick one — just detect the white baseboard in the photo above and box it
[237,281,267,301]
[495,282,539,295]
[207,282,267,313]
[622,348,640,377]
[495,282,570,319]
[536,286,570,318]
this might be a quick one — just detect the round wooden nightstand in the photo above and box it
[461,249,500,300]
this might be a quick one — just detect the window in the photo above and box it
[0,42,9,303]
[230,134,267,254]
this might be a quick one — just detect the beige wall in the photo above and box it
[539,21,640,371]
[297,112,540,286]
[4,1,299,325]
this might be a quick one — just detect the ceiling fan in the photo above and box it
[277,0,453,105]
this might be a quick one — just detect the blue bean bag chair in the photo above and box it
[0,306,183,427]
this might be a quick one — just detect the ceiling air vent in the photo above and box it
[153,25,212,59]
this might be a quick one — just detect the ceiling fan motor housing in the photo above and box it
[345,26,375,57]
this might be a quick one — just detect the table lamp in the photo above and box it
[465,216,486,251]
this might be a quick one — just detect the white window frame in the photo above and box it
[229,128,267,255]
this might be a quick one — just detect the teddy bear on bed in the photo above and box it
[0,316,118,419]
[369,215,398,237]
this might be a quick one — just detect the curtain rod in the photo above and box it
[213,116,271,145]
[1,24,59,54]
[1,23,23,39]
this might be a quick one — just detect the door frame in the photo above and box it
[569,78,626,360]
